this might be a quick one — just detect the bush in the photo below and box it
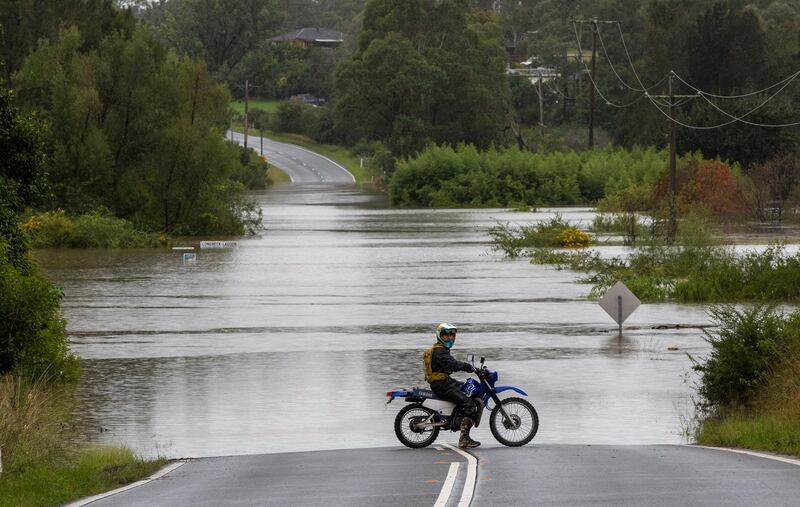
[390,144,668,208]
[691,306,800,410]
[489,214,592,256]
[650,158,751,218]
[0,242,78,380]
[22,210,163,248]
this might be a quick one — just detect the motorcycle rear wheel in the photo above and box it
[489,397,538,447]
[394,404,440,448]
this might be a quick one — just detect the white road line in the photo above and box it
[442,444,477,507]
[688,445,800,467]
[284,144,356,182]
[433,462,460,507]
[64,461,186,506]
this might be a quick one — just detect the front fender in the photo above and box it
[484,385,528,407]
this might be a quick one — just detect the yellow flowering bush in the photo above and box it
[556,227,592,248]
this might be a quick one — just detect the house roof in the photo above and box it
[270,27,344,43]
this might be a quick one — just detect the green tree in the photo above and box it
[159,0,284,74]
[14,26,261,235]
[0,78,76,380]
[335,0,512,155]
[0,78,46,269]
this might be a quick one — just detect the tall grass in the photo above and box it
[0,375,68,473]
[0,375,166,506]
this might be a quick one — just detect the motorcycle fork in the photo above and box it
[482,380,516,429]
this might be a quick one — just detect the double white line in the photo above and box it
[434,444,478,507]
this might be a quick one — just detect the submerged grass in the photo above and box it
[0,375,166,506]
[503,213,800,303]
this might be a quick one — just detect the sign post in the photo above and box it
[599,282,641,336]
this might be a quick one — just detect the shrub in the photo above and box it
[390,144,668,208]
[0,242,78,380]
[22,211,161,248]
[651,158,751,218]
[692,306,800,410]
[489,214,592,256]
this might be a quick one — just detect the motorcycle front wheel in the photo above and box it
[489,397,538,447]
[394,404,440,448]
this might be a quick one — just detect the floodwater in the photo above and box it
[35,184,718,459]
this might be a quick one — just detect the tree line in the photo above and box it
[1,0,267,236]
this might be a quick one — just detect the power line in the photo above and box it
[646,70,800,129]
[594,22,646,92]
[572,21,644,109]
[615,22,671,92]
[671,69,800,99]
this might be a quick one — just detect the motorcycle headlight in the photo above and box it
[490,371,498,384]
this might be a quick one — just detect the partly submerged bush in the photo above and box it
[489,214,592,256]
[22,210,164,248]
[692,306,800,410]
[0,242,78,380]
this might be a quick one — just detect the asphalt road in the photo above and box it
[79,444,800,506]
[227,131,355,183]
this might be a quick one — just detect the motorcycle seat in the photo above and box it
[410,387,442,400]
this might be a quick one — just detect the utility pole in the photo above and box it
[538,69,545,143]
[648,71,699,242]
[244,79,250,149]
[575,18,617,149]
[668,73,677,242]
[588,20,597,149]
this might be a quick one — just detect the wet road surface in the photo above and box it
[226,131,354,183]
[83,445,800,506]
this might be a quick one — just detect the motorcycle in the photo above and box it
[386,356,538,448]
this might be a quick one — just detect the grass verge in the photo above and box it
[0,446,168,507]
[266,166,291,184]
[229,99,282,115]
[697,415,800,457]
[0,375,167,506]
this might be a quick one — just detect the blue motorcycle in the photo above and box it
[386,356,539,448]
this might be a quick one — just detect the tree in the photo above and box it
[159,0,283,75]
[14,26,261,235]
[0,77,46,269]
[335,0,512,155]
[0,77,75,380]
[0,0,135,79]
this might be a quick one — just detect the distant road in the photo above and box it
[227,131,355,183]
[78,444,800,506]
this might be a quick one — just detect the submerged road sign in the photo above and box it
[598,281,641,335]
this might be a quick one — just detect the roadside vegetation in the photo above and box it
[390,144,668,208]
[0,375,167,507]
[1,77,165,505]
[22,210,168,249]
[692,306,800,457]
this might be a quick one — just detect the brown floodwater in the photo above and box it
[35,184,720,458]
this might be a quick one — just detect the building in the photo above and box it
[270,28,344,49]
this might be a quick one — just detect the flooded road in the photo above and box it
[36,185,714,458]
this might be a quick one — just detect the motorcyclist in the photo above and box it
[423,323,481,449]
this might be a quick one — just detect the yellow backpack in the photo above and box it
[423,343,449,383]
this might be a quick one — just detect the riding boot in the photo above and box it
[458,417,481,449]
